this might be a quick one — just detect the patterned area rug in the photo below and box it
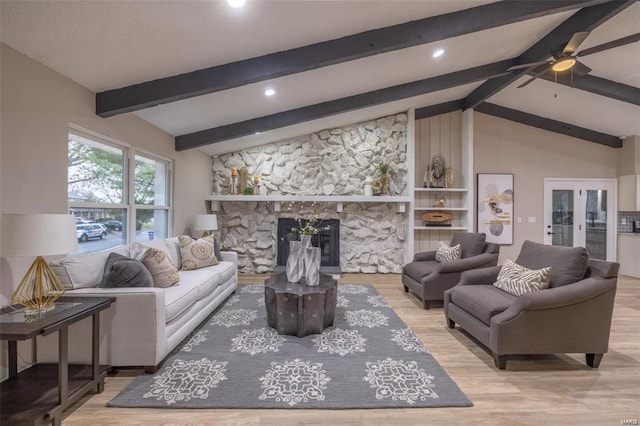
[108,284,472,409]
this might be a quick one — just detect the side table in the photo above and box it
[0,296,115,426]
[264,272,337,337]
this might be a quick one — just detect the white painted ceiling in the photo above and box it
[1,0,639,156]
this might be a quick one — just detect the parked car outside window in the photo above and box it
[76,224,107,242]
[103,220,122,231]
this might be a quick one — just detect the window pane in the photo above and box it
[585,190,607,260]
[135,210,169,243]
[552,190,573,247]
[135,154,168,206]
[68,134,124,204]
[71,208,127,255]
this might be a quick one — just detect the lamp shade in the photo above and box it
[1,214,78,257]
[193,214,218,232]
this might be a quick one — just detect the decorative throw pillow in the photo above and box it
[435,242,461,263]
[99,253,153,288]
[493,259,552,297]
[178,236,220,270]
[199,235,223,261]
[142,247,180,288]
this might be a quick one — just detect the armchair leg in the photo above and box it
[446,318,455,329]
[403,285,409,293]
[586,353,604,368]
[422,299,430,310]
[493,354,507,370]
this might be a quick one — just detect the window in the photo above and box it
[68,130,172,254]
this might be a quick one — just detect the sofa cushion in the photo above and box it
[178,236,220,270]
[141,247,180,288]
[50,245,130,289]
[450,285,515,326]
[450,232,486,258]
[436,242,461,263]
[99,253,153,288]
[404,260,439,282]
[164,283,200,323]
[516,240,588,287]
[179,268,220,300]
[493,259,551,296]
[163,237,182,270]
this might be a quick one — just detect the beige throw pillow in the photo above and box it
[435,242,461,263]
[178,236,220,270]
[142,247,180,287]
[493,259,551,296]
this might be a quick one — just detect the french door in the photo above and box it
[543,178,616,261]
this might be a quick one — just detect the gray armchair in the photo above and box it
[402,232,500,309]
[444,240,619,370]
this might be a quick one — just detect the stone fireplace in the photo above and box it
[211,112,408,274]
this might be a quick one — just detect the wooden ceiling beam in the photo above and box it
[475,102,621,147]
[464,1,636,109]
[96,1,600,117]
[175,60,517,150]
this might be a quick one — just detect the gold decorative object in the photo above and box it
[445,167,454,188]
[253,175,260,195]
[230,167,238,194]
[239,166,249,195]
[12,257,66,312]
[1,214,78,312]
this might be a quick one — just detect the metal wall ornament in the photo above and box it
[423,154,446,188]
[477,173,514,244]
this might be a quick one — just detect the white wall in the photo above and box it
[0,43,212,378]
[474,112,618,261]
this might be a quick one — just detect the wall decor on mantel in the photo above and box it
[209,113,408,274]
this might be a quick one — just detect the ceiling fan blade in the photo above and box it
[562,31,590,55]
[577,32,640,57]
[573,61,592,76]
[507,61,550,71]
[517,65,550,88]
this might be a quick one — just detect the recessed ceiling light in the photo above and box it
[227,0,246,8]
[432,49,444,58]
[264,88,276,97]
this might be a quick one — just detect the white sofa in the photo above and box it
[41,237,237,372]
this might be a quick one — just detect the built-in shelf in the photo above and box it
[205,194,411,213]
[414,226,469,231]
[413,207,468,211]
[414,188,468,192]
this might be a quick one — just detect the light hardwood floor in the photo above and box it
[63,273,640,425]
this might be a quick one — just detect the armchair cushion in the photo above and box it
[449,285,515,325]
[436,242,461,263]
[450,232,486,258]
[493,259,551,296]
[515,241,588,287]
[404,260,439,282]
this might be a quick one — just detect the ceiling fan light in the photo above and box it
[551,57,576,72]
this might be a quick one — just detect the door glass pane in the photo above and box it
[585,190,607,260]
[552,190,573,247]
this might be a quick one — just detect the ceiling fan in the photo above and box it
[509,31,640,88]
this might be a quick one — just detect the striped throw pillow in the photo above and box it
[493,259,551,296]
[435,242,461,263]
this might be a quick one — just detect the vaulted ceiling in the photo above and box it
[1,0,638,156]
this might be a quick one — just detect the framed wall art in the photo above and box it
[477,173,514,244]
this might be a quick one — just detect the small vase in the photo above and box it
[380,174,389,195]
[304,247,321,287]
[285,235,312,283]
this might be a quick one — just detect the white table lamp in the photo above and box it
[193,214,218,238]
[1,214,78,312]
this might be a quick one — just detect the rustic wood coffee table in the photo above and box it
[264,272,337,337]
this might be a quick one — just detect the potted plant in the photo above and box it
[374,161,392,195]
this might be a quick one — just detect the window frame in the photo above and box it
[68,125,173,253]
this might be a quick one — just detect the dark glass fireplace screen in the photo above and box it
[276,219,340,267]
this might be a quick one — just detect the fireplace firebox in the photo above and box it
[276,218,340,274]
